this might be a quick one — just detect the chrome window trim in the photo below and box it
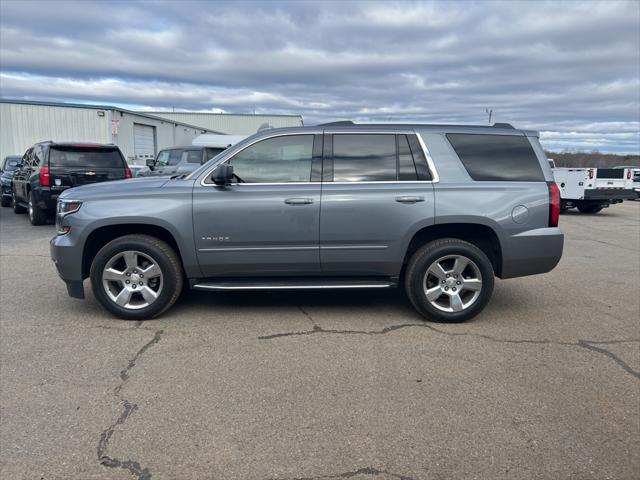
[198,130,440,186]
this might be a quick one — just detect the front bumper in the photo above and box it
[50,234,84,299]
[500,227,564,279]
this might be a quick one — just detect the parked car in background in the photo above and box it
[1,155,21,207]
[551,166,636,213]
[136,145,226,178]
[126,163,147,178]
[614,165,640,199]
[51,123,563,322]
[12,142,131,225]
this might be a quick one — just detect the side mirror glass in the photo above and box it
[212,164,234,185]
[146,158,156,169]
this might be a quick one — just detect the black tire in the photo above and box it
[405,238,495,323]
[577,204,603,214]
[28,191,48,225]
[1,196,10,207]
[12,191,26,214]
[90,234,184,320]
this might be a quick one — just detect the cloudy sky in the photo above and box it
[1,0,639,153]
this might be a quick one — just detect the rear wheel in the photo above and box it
[577,203,603,214]
[1,195,10,207]
[405,238,495,323]
[28,191,48,225]
[90,235,183,320]
[12,191,26,214]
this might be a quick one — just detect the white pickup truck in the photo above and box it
[548,160,637,213]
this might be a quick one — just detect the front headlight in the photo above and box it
[56,200,82,235]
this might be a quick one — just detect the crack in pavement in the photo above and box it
[98,329,164,480]
[266,466,418,480]
[259,312,640,380]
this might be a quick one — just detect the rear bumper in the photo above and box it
[50,234,84,299]
[34,188,58,210]
[584,189,637,201]
[500,227,564,279]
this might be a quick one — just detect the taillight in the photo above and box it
[40,166,51,187]
[548,182,560,227]
[588,169,594,179]
[125,167,132,179]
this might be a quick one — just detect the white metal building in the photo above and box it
[144,111,304,135]
[0,100,222,165]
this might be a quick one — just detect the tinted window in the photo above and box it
[168,149,183,166]
[49,147,124,168]
[333,134,396,182]
[398,135,417,181]
[205,147,225,160]
[447,134,544,182]
[183,150,204,164]
[229,135,313,183]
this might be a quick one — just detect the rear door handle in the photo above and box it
[395,196,425,204]
[284,197,314,205]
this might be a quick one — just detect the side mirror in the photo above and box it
[212,164,234,185]
[146,158,156,170]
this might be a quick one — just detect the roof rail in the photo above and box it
[318,120,355,126]
[492,123,514,129]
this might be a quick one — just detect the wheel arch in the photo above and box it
[402,222,503,277]
[82,223,184,279]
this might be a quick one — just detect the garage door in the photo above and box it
[133,124,156,161]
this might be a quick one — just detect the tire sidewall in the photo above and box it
[90,237,180,320]
[407,241,494,323]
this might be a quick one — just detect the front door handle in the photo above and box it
[395,196,425,204]
[284,197,314,205]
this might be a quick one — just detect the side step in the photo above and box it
[191,277,397,291]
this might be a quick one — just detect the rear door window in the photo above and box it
[447,134,544,181]
[49,147,125,169]
[332,134,396,182]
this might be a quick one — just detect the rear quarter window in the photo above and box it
[49,147,125,169]
[447,134,544,182]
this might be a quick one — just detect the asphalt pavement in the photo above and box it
[1,202,638,480]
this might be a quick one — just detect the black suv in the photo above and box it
[1,155,22,207]
[137,145,225,177]
[12,142,131,225]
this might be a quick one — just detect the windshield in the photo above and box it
[49,147,125,168]
[2,157,20,171]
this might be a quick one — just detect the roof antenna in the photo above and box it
[485,108,493,125]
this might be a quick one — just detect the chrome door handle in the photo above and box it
[284,197,314,205]
[395,196,425,204]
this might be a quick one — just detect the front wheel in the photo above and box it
[90,235,183,320]
[405,239,495,323]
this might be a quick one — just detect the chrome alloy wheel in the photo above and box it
[28,197,34,221]
[101,250,163,310]
[423,255,483,313]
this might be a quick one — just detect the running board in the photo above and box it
[191,277,396,291]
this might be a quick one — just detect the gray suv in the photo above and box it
[50,123,563,322]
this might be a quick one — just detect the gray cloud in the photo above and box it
[0,0,638,153]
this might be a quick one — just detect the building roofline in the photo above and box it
[145,111,303,119]
[0,98,225,134]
